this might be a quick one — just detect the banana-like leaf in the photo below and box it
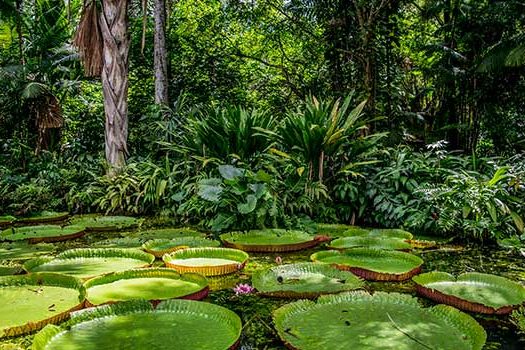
[253,262,364,298]
[163,247,248,276]
[0,273,85,338]
[143,237,220,258]
[0,225,85,243]
[84,268,209,306]
[32,299,242,350]
[0,243,55,260]
[220,229,321,252]
[16,211,69,225]
[413,272,525,314]
[311,248,423,281]
[273,291,486,350]
[24,248,155,279]
[328,236,412,251]
[70,215,141,232]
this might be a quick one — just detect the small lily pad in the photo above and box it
[164,247,249,276]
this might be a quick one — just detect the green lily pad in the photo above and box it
[328,236,412,251]
[252,262,364,298]
[91,237,144,249]
[311,248,423,281]
[0,225,85,243]
[130,227,206,240]
[0,216,16,229]
[163,247,249,276]
[24,248,155,279]
[0,273,85,338]
[84,268,209,306]
[413,271,525,314]
[273,291,486,350]
[368,229,414,240]
[0,243,55,260]
[0,265,22,276]
[32,299,242,350]
[70,215,141,232]
[220,229,321,252]
[143,237,220,258]
[16,212,69,225]
[316,224,360,237]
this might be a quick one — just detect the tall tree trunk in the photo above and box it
[154,0,169,104]
[15,0,24,65]
[100,0,130,171]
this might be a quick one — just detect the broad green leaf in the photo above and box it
[237,194,257,214]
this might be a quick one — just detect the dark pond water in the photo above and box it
[1,230,525,350]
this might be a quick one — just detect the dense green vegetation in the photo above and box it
[1,0,524,244]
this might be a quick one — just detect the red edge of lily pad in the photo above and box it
[415,284,515,314]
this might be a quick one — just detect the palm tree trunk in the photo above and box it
[154,0,168,104]
[99,0,130,170]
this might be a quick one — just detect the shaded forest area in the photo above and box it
[0,0,524,241]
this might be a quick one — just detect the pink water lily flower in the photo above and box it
[233,283,255,295]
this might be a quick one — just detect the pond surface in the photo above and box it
[1,230,525,350]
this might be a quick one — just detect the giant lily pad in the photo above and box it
[273,291,486,350]
[220,229,324,252]
[0,273,85,338]
[143,237,220,258]
[16,212,69,225]
[252,262,364,298]
[0,225,85,244]
[24,248,155,279]
[311,248,423,281]
[84,268,209,306]
[413,271,525,314]
[328,236,412,251]
[0,243,55,260]
[32,299,242,350]
[70,215,140,232]
[163,247,248,276]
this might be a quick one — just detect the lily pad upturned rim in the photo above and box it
[163,247,249,276]
[142,237,220,258]
[0,273,85,338]
[23,248,156,279]
[310,248,423,281]
[220,230,320,252]
[328,236,412,251]
[16,212,70,224]
[252,262,364,298]
[273,291,486,350]
[1,225,86,244]
[413,271,525,314]
[32,299,242,350]
[83,268,209,307]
